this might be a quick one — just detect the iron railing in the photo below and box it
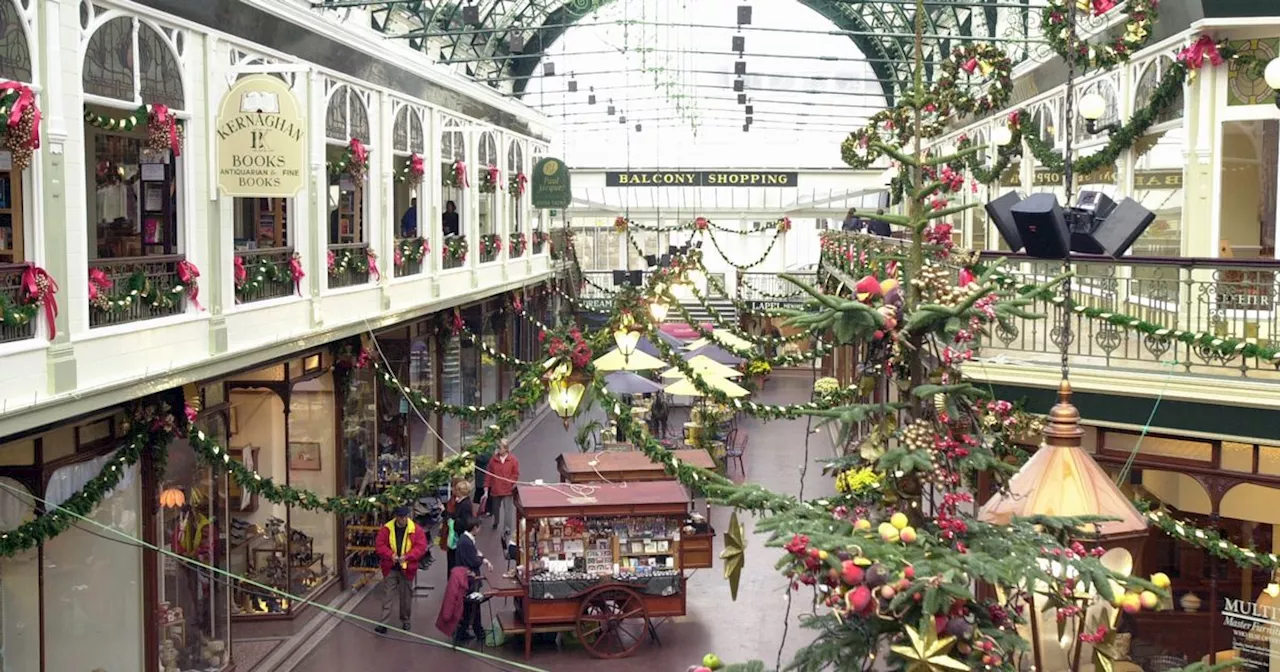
[328,242,371,289]
[393,238,425,277]
[0,263,36,343]
[235,247,296,304]
[89,255,187,328]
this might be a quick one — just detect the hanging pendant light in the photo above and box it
[160,486,186,509]
[547,378,587,429]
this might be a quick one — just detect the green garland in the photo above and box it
[480,233,503,259]
[328,246,372,278]
[953,111,1025,185]
[704,226,785,272]
[0,291,39,331]
[1144,507,1280,570]
[0,403,180,558]
[509,232,528,257]
[394,237,428,271]
[234,254,297,303]
[89,268,185,316]
[1041,0,1158,72]
[443,236,468,264]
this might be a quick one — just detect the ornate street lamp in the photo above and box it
[991,123,1014,147]
[613,313,643,359]
[1265,57,1280,109]
[547,377,587,429]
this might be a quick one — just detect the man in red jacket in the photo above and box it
[374,505,427,633]
[486,439,520,535]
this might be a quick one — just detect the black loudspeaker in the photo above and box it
[745,104,754,115]
[737,94,747,104]
[508,34,525,53]
[543,62,555,76]
[733,79,745,92]
[567,80,578,92]
[735,61,747,75]
[629,270,643,285]
[612,270,628,286]
[1011,193,1069,259]
[644,254,658,267]
[984,191,1024,253]
[732,35,745,52]
[737,5,752,25]
[1087,197,1157,258]
[462,4,480,26]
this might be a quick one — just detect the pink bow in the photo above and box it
[516,172,528,196]
[177,259,203,310]
[394,247,404,267]
[233,256,247,287]
[958,268,976,287]
[487,164,500,187]
[288,254,305,295]
[454,160,469,187]
[150,104,181,156]
[184,404,198,425]
[366,249,380,281]
[87,267,113,302]
[420,239,429,256]
[1091,0,1117,16]
[349,138,368,166]
[21,264,58,339]
[1178,35,1224,70]
[694,217,708,230]
[409,153,424,178]
[961,58,979,74]
[451,309,464,334]
[1,81,41,151]
[513,295,523,312]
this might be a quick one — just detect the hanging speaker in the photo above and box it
[568,80,578,92]
[607,104,616,115]
[543,62,556,76]
[745,115,753,124]
[588,93,597,105]
[733,79,745,92]
[619,115,627,124]
[743,123,750,132]
[737,94,747,104]
[735,61,747,75]
[508,34,525,53]
[1011,193,1069,259]
[732,35,745,52]
[1085,197,1157,258]
[737,5,752,25]
[629,270,644,286]
[745,104,754,115]
[612,270,628,286]
[635,123,642,132]
[462,4,480,25]
[984,191,1024,253]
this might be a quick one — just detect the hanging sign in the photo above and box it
[605,170,798,187]
[216,74,306,197]
[531,157,573,209]
[999,168,1182,189]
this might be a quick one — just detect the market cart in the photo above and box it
[495,481,715,659]
[556,449,717,484]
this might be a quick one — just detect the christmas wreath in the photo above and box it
[1041,0,1158,71]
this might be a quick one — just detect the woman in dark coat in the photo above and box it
[442,479,474,572]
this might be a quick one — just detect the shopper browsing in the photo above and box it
[374,505,427,634]
[441,479,475,571]
[486,439,520,535]
[452,519,493,643]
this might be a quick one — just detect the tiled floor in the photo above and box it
[291,371,835,671]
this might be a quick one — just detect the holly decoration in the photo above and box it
[85,104,184,156]
[1042,0,1158,71]
[614,215,629,232]
[443,236,468,263]
[478,164,500,194]
[509,171,527,196]
[509,232,527,257]
[480,233,503,258]
[329,138,369,181]
[1,82,41,171]
[394,237,429,270]
[397,153,425,187]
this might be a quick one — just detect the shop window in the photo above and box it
[407,329,438,472]
[1219,120,1279,260]
[43,457,144,671]
[0,152,26,264]
[481,311,500,406]
[0,476,38,672]
[507,139,524,252]
[441,336,463,452]
[325,84,373,287]
[156,414,230,671]
[477,131,499,262]
[440,118,465,268]
[287,375,337,601]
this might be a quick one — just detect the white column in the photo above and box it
[465,128,479,283]
[309,71,326,302]
[425,107,439,283]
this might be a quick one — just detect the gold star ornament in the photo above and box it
[890,625,970,672]
[720,510,746,601]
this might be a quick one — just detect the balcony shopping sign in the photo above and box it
[1222,596,1280,670]
[216,74,306,197]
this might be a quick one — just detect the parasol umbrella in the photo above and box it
[664,374,750,398]
[634,332,684,357]
[684,343,745,365]
[593,348,667,372]
[660,355,743,379]
[603,371,665,395]
[685,330,755,352]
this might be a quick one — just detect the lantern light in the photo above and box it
[992,124,1014,147]
[160,486,186,509]
[650,299,670,323]
[547,378,586,428]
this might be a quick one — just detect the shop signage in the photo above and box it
[605,171,799,187]
[532,157,573,209]
[1222,596,1279,670]
[215,74,306,198]
[999,168,1183,189]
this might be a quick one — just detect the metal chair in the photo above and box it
[725,432,747,475]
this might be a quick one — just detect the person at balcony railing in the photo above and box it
[841,208,863,232]
[442,200,460,237]
[868,209,892,237]
[401,198,418,238]
[329,207,341,244]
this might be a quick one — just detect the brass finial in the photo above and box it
[1043,378,1083,448]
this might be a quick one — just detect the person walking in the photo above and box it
[374,505,427,633]
[486,439,520,535]
[441,479,474,572]
[650,393,670,440]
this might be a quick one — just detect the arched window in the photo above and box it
[324,82,374,287]
[0,0,33,83]
[325,84,370,143]
[392,102,427,275]
[82,11,190,331]
[440,117,465,266]
[507,139,525,254]
[477,131,498,254]
[1135,55,1184,127]
[0,0,33,267]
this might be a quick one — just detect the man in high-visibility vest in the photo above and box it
[374,505,427,633]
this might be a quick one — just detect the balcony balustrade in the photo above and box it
[393,237,427,277]
[0,263,37,343]
[88,255,188,328]
[327,242,372,289]
[234,248,297,304]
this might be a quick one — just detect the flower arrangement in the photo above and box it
[1,82,41,171]
[509,232,527,257]
[395,237,428,270]
[532,230,550,252]
[443,236,468,264]
[813,377,841,397]
[614,216,629,232]
[478,164,500,194]
[1042,0,1157,71]
[692,216,709,232]
[776,217,792,233]
[834,467,881,496]
[745,359,772,378]
[329,138,370,181]
[480,233,503,259]
[146,104,183,156]
[543,326,593,370]
[327,246,375,279]
[508,171,527,196]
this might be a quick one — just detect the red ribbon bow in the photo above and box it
[87,267,113,302]
[409,153,425,178]
[349,138,368,166]
[366,249,380,281]
[487,164,501,187]
[21,264,58,339]
[454,160,469,188]
[288,254,305,295]
[177,260,203,310]
[1,81,41,151]
[1091,0,1117,16]
[516,172,528,196]
[233,256,247,287]
[961,58,979,74]
[150,104,181,156]
[958,268,976,287]
[1178,35,1223,70]
[450,309,464,334]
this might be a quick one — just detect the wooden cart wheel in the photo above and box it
[575,585,650,659]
